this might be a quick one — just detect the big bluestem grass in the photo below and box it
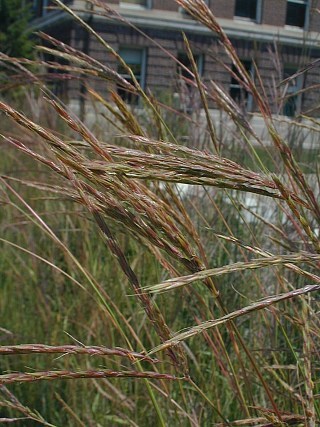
[0,0,319,425]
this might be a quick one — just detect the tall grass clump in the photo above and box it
[0,0,319,425]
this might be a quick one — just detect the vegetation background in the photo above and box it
[0,0,34,58]
[0,0,319,426]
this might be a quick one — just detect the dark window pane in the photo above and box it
[230,61,252,106]
[283,66,297,81]
[176,53,203,113]
[286,3,307,28]
[117,48,143,104]
[230,86,242,102]
[235,0,257,19]
[177,52,201,80]
[282,66,299,116]
[230,60,251,85]
[118,63,142,76]
[283,96,297,116]
[117,78,139,104]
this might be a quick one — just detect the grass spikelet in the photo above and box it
[0,0,319,424]
[148,284,320,355]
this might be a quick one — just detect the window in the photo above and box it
[234,0,262,22]
[33,0,49,17]
[117,48,146,104]
[229,60,253,110]
[177,52,204,80]
[286,0,308,28]
[282,66,302,117]
[176,52,204,113]
[120,0,150,6]
[32,0,71,17]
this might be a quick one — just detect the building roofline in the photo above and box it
[116,7,320,48]
[30,9,320,50]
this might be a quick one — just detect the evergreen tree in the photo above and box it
[0,0,34,58]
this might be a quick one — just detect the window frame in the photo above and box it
[32,0,49,17]
[229,59,254,111]
[285,0,309,30]
[176,52,204,79]
[234,0,263,24]
[117,47,147,104]
[175,52,204,114]
[119,0,152,9]
[282,65,303,117]
[43,0,49,15]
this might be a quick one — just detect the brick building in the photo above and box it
[31,0,320,116]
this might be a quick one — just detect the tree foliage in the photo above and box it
[0,0,34,58]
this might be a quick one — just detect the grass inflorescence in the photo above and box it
[0,0,319,425]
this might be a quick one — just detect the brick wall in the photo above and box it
[153,0,179,11]
[61,1,320,116]
[68,18,320,114]
[209,0,235,19]
[262,0,286,26]
[95,0,320,31]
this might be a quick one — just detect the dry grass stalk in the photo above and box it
[148,284,320,355]
[0,344,157,363]
[0,0,319,424]
[0,386,54,426]
[144,253,320,294]
[0,104,190,373]
[0,369,183,385]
